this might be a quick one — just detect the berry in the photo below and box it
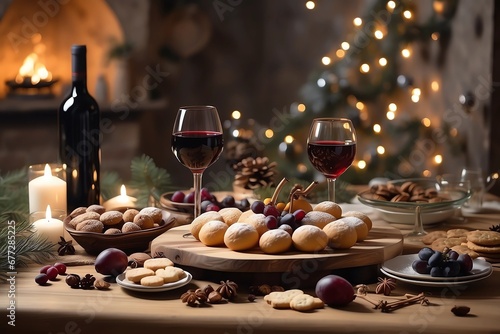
[205,203,220,212]
[221,195,236,208]
[46,266,59,281]
[251,201,265,214]
[184,192,195,203]
[40,264,52,274]
[265,216,279,229]
[201,200,213,212]
[280,213,296,229]
[54,262,67,275]
[239,198,250,210]
[171,191,185,203]
[293,209,306,222]
[35,274,49,285]
[200,188,212,201]
[417,247,434,261]
[428,251,443,267]
[263,205,280,218]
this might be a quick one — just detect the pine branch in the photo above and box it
[129,154,173,207]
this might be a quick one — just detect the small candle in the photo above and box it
[29,164,67,214]
[32,205,64,246]
[102,184,137,211]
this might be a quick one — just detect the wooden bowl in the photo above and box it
[160,191,194,214]
[65,210,176,255]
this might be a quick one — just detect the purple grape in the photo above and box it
[200,188,212,201]
[35,273,49,285]
[251,201,265,214]
[411,259,431,274]
[457,254,473,274]
[46,266,59,281]
[443,260,461,277]
[239,198,250,210]
[417,247,434,261]
[205,203,220,212]
[170,191,185,203]
[430,266,443,277]
[447,250,459,261]
[184,192,195,203]
[280,213,297,229]
[39,264,52,274]
[265,216,278,229]
[428,251,443,267]
[293,209,306,222]
[221,195,235,208]
[201,200,213,212]
[263,205,280,218]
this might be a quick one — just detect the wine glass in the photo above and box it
[307,118,357,202]
[171,106,224,218]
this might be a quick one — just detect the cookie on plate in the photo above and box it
[431,237,467,252]
[451,244,479,259]
[421,231,447,245]
[446,228,470,238]
[467,230,500,246]
[466,241,500,254]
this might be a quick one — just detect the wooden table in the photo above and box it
[3,203,500,334]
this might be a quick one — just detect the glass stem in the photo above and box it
[327,177,336,202]
[193,172,203,218]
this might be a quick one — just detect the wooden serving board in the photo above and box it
[151,220,403,273]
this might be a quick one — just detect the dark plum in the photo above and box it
[95,248,128,277]
[315,275,355,307]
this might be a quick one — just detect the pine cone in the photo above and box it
[233,157,277,190]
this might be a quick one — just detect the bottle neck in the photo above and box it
[71,52,88,91]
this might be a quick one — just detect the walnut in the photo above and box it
[216,280,238,300]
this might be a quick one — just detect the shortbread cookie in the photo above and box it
[264,289,304,308]
[446,228,469,238]
[466,241,500,254]
[144,257,174,271]
[140,275,165,287]
[125,268,155,283]
[451,245,479,259]
[467,230,500,246]
[421,231,447,245]
[431,237,467,252]
[155,267,180,283]
[312,297,325,309]
[290,294,316,312]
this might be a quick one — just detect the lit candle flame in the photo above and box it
[44,163,52,177]
[45,205,52,221]
[120,184,127,197]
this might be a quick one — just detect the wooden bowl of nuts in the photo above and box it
[357,178,470,225]
[64,205,176,255]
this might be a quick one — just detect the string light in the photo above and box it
[401,48,411,58]
[357,160,367,169]
[317,78,326,87]
[297,103,306,112]
[411,88,421,102]
[284,135,294,144]
[431,80,439,92]
[403,10,412,19]
[356,101,365,110]
[341,42,350,50]
[388,103,397,111]
[431,32,439,40]
[353,17,362,26]
[387,1,396,12]
[377,146,385,155]
[231,110,241,119]
[434,154,443,164]
[305,1,315,10]
[386,111,395,120]
[297,163,308,173]
[265,129,274,138]
[336,49,345,58]
[379,58,387,66]
[422,170,432,177]
[421,118,431,127]
[322,56,331,65]
[360,63,370,73]
[232,129,240,137]
[374,30,384,39]
[373,124,381,133]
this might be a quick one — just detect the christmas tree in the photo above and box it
[224,0,462,199]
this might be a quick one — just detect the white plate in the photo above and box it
[382,254,492,282]
[380,268,492,287]
[116,271,192,292]
[375,207,455,225]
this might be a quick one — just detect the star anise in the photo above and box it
[57,236,75,256]
[489,224,500,232]
[216,280,238,300]
[375,277,397,296]
[180,289,207,307]
[79,274,96,289]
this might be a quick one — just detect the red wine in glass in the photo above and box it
[171,131,223,173]
[307,141,356,179]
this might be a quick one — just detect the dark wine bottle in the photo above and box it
[58,45,100,212]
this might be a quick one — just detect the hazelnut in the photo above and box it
[207,291,223,304]
[94,279,110,290]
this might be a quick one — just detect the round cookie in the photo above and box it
[218,207,242,225]
[451,245,479,259]
[140,275,165,287]
[140,207,163,224]
[123,208,139,223]
[336,217,368,242]
[290,294,316,312]
[199,220,228,246]
[224,222,259,251]
[292,225,328,252]
[466,241,500,254]
[259,229,292,254]
[313,201,342,219]
[323,221,357,249]
[421,230,447,245]
[466,230,500,246]
[144,257,174,271]
[122,222,141,233]
[430,237,467,252]
[342,211,373,231]
[156,267,182,283]
[301,211,336,229]
[100,210,123,226]
[446,228,469,238]
[190,211,224,240]
[86,204,106,214]
[76,219,104,233]
[133,213,155,230]
[243,213,268,236]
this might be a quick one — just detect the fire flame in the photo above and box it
[16,36,53,85]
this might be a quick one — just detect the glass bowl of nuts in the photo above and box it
[357,178,470,225]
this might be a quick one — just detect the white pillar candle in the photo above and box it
[102,184,137,211]
[29,164,67,214]
[32,205,64,246]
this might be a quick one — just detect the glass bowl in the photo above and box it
[357,178,470,224]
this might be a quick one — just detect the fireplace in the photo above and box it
[0,0,146,100]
